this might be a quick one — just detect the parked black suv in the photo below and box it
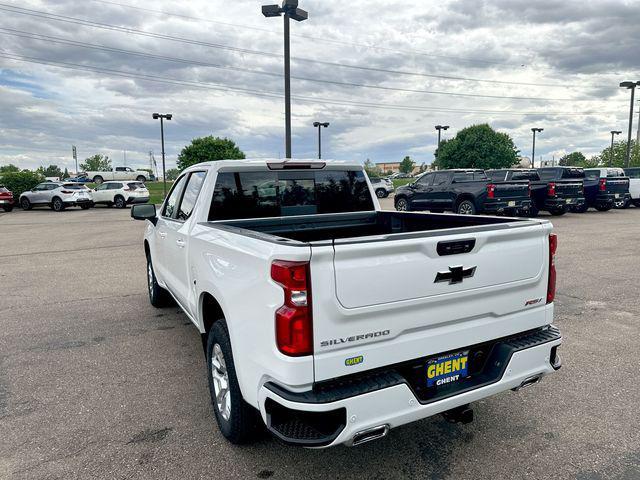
[394,169,531,215]
[487,168,584,216]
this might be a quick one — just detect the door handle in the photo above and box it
[176,239,186,248]
[158,231,167,239]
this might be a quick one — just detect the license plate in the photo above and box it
[615,194,620,198]
[508,201,516,207]
[566,198,574,204]
[426,351,469,388]
[0,200,5,204]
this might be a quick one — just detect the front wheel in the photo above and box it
[395,197,410,211]
[114,195,126,209]
[136,175,147,183]
[456,200,476,215]
[207,320,261,444]
[146,255,172,307]
[20,197,32,210]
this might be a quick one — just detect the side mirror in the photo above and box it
[131,204,157,224]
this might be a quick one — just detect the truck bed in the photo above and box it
[206,210,531,244]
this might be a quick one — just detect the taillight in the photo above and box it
[547,233,557,304]
[599,178,607,191]
[271,260,312,356]
[547,182,556,197]
[487,184,496,199]
[61,190,74,194]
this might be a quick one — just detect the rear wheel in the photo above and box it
[595,205,612,212]
[136,175,147,182]
[375,188,387,198]
[456,200,476,215]
[114,195,126,209]
[80,204,91,210]
[20,197,32,210]
[549,207,566,216]
[93,176,104,184]
[146,255,172,308]
[634,200,640,208]
[395,197,410,211]
[51,197,65,212]
[2,205,13,212]
[527,205,539,218]
[570,204,588,213]
[207,320,260,444]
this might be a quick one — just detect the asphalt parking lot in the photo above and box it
[1,203,639,480]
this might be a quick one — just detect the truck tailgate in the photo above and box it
[311,222,552,381]
[493,181,529,199]
[555,180,583,198]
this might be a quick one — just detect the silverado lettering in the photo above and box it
[320,330,391,348]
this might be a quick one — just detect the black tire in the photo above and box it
[528,205,540,218]
[456,199,476,215]
[375,188,387,198]
[146,254,172,308]
[136,175,147,183]
[80,204,91,210]
[549,207,566,216]
[595,205,612,212]
[395,197,410,211]
[206,320,261,444]
[51,197,65,212]
[2,205,13,212]
[20,197,32,210]
[570,204,588,213]
[114,195,126,209]
[93,176,104,184]
[633,200,640,208]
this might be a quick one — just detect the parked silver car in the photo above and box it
[19,182,93,212]
[369,177,395,198]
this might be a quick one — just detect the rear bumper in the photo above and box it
[127,196,150,204]
[483,199,531,214]
[258,325,562,448]
[544,197,584,210]
[594,194,614,207]
[63,198,92,206]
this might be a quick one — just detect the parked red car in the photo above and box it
[0,185,14,212]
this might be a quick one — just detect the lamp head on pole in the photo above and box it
[532,127,544,133]
[619,81,640,89]
[611,130,622,135]
[313,121,330,128]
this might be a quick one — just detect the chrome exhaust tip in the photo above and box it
[512,374,542,392]
[351,424,389,446]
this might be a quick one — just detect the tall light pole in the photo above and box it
[262,0,308,159]
[531,128,544,168]
[620,81,640,168]
[435,125,449,159]
[152,113,172,198]
[312,122,329,159]
[610,130,622,166]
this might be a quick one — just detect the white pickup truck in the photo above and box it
[131,159,562,448]
[86,166,149,184]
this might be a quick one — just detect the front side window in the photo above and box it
[433,172,449,185]
[96,183,109,191]
[177,171,207,221]
[416,173,434,185]
[108,183,123,190]
[162,174,188,219]
[115,167,125,172]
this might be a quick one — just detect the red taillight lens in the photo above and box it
[599,178,607,191]
[547,182,556,197]
[547,233,557,304]
[61,190,74,194]
[271,260,312,356]
[487,184,496,199]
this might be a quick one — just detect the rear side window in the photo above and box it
[487,170,506,182]
[585,170,600,180]
[162,174,188,218]
[606,168,624,177]
[177,171,207,221]
[625,168,640,179]
[209,169,374,220]
[511,171,539,181]
[537,169,555,181]
[562,168,585,179]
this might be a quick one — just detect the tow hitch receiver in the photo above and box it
[442,404,473,424]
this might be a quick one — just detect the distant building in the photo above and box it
[375,162,423,175]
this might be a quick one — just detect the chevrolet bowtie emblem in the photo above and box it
[434,266,477,285]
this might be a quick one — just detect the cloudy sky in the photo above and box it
[0,0,639,172]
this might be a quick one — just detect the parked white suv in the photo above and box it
[91,181,150,208]
[131,159,561,448]
[368,176,394,198]
[623,167,640,207]
[19,182,93,211]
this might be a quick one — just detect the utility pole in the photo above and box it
[152,113,173,198]
[312,122,329,159]
[435,125,449,155]
[610,130,622,166]
[531,128,544,169]
[72,145,77,174]
[620,81,640,168]
[636,99,640,145]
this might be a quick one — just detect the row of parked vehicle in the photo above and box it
[0,180,150,212]
[392,166,640,216]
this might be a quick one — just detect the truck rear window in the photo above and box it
[209,170,374,220]
[511,171,539,181]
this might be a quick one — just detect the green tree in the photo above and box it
[80,154,112,171]
[165,168,180,181]
[0,171,44,196]
[399,156,415,174]
[363,159,381,177]
[0,164,20,173]
[63,168,70,179]
[36,164,64,178]
[177,136,245,170]
[558,152,587,167]
[435,124,520,170]
[592,140,640,168]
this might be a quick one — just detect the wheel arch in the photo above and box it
[199,291,226,353]
[454,193,477,210]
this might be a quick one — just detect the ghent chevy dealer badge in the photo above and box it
[426,351,469,387]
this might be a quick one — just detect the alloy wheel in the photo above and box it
[211,344,231,421]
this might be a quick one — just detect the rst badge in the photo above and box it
[426,351,469,387]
